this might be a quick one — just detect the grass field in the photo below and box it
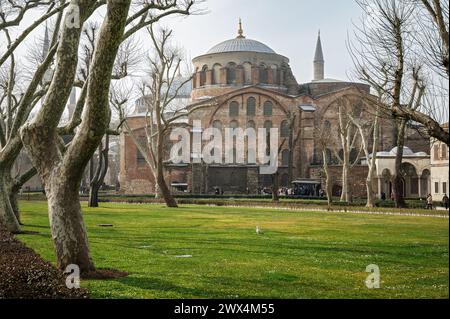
[17,201,449,299]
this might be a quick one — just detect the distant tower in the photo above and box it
[313,30,324,81]
[42,23,50,59]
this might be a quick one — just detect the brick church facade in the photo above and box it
[119,23,429,197]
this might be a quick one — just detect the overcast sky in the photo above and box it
[167,0,363,83]
[3,0,364,85]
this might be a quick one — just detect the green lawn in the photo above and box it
[17,201,449,299]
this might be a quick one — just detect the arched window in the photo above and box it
[212,63,221,85]
[136,136,147,166]
[442,144,448,160]
[270,65,278,84]
[263,101,273,116]
[264,120,272,155]
[227,62,237,84]
[280,120,290,137]
[280,174,289,187]
[259,64,268,83]
[247,97,256,116]
[264,120,272,130]
[247,120,256,129]
[200,65,208,86]
[281,149,290,166]
[212,120,222,131]
[230,120,239,129]
[229,101,239,117]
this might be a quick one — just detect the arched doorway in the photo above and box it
[400,162,418,198]
[420,169,431,198]
[381,169,392,197]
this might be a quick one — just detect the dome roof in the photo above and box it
[206,37,276,55]
[390,146,414,156]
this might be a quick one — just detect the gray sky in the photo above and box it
[167,0,363,83]
[3,0,363,85]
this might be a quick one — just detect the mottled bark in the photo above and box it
[0,168,21,233]
[392,119,407,208]
[156,134,177,207]
[88,135,109,208]
[321,149,333,208]
[21,0,131,273]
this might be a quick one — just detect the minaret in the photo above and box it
[237,18,245,39]
[313,30,324,81]
[42,23,50,59]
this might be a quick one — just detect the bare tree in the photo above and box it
[349,101,381,208]
[121,26,196,207]
[315,122,335,208]
[332,96,363,203]
[19,0,198,274]
[0,2,65,233]
[88,134,109,207]
[350,0,426,208]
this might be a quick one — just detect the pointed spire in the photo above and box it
[237,18,245,39]
[313,30,325,81]
[314,30,324,62]
[42,22,50,59]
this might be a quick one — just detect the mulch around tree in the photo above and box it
[0,225,88,299]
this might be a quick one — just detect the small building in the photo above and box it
[430,123,449,200]
[366,146,431,199]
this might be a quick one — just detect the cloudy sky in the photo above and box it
[4,0,364,85]
[167,0,364,83]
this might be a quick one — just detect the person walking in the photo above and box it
[426,194,433,210]
[442,194,449,210]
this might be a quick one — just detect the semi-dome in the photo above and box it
[206,37,276,55]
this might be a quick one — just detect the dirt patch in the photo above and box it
[0,225,88,299]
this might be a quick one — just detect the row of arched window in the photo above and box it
[229,98,275,117]
[208,146,291,166]
[211,119,290,138]
[198,62,283,87]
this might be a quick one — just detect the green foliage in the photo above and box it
[17,201,448,299]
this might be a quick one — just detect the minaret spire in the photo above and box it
[313,30,325,81]
[237,18,245,38]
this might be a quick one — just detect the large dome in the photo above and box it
[206,37,276,55]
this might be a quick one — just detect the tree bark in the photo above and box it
[47,169,95,272]
[322,149,333,208]
[392,118,407,208]
[0,168,21,233]
[156,146,177,207]
[20,0,131,273]
[272,172,280,202]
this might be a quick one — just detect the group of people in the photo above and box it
[380,192,449,210]
[426,194,449,210]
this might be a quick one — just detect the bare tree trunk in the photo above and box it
[88,184,100,207]
[157,162,177,207]
[88,135,109,208]
[9,188,20,223]
[21,0,131,273]
[393,119,407,208]
[322,150,333,208]
[47,172,95,272]
[340,148,352,203]
[365,118,380,208]
[272,172,279,202]
[0,168,21,233]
